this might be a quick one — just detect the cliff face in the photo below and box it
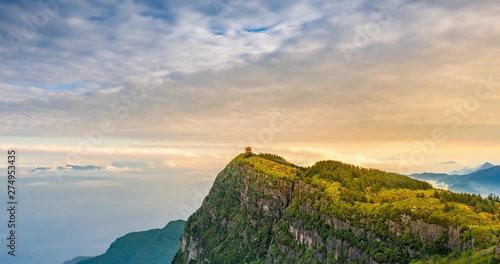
[496,241,500,259]
[173,154,500,264]
[173,158,296,263]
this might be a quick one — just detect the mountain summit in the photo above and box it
[451,162,496,175]
[475,162,496,172]
[173,153,500,263]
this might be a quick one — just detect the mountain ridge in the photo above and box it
[411,165,500,195]
[173,153,500,263]
[451,162,496,175]
[77,219,185,264]
[63,256,92,264]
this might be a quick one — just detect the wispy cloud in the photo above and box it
[0,0,499,169]
[0,144,199,157]
[425,180,449,190]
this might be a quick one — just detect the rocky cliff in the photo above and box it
[173,154,500,263]
[496,241,500,260]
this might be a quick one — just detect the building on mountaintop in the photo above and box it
[245,147,252,156]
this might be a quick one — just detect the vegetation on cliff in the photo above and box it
[173,153,500,263]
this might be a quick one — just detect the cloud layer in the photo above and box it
[1,0,499,171]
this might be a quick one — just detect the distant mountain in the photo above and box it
[66,165,102,170]
[63,256,92,264]
[30,166,52,172]
[78,220,185,264]
[30,164,102,173]
[412,165,500,195]
[451,162,496,175]
[172,153,500,263]
[438,161,460,165]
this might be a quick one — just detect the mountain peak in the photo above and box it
[480,162,495,169]
[450,161,496,175]
[173,153,500,263]
[438,161,460,165]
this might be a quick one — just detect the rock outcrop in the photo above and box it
[495,241,500,259]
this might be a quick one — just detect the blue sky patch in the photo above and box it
[244,25,272,33]
[18,82,80,90]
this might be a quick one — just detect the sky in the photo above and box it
[0,0,499,263]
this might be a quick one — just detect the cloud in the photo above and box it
[29,161,177,174]
[0,0,499,169]
[425,180,450,190]
[0,144,199,157]
[279,146,396,166]
[164,160,177,168]
[27,162,141,174]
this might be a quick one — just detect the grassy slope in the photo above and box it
[175,154,500,263]
[411,246,498,264]
[245,154,500,261]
